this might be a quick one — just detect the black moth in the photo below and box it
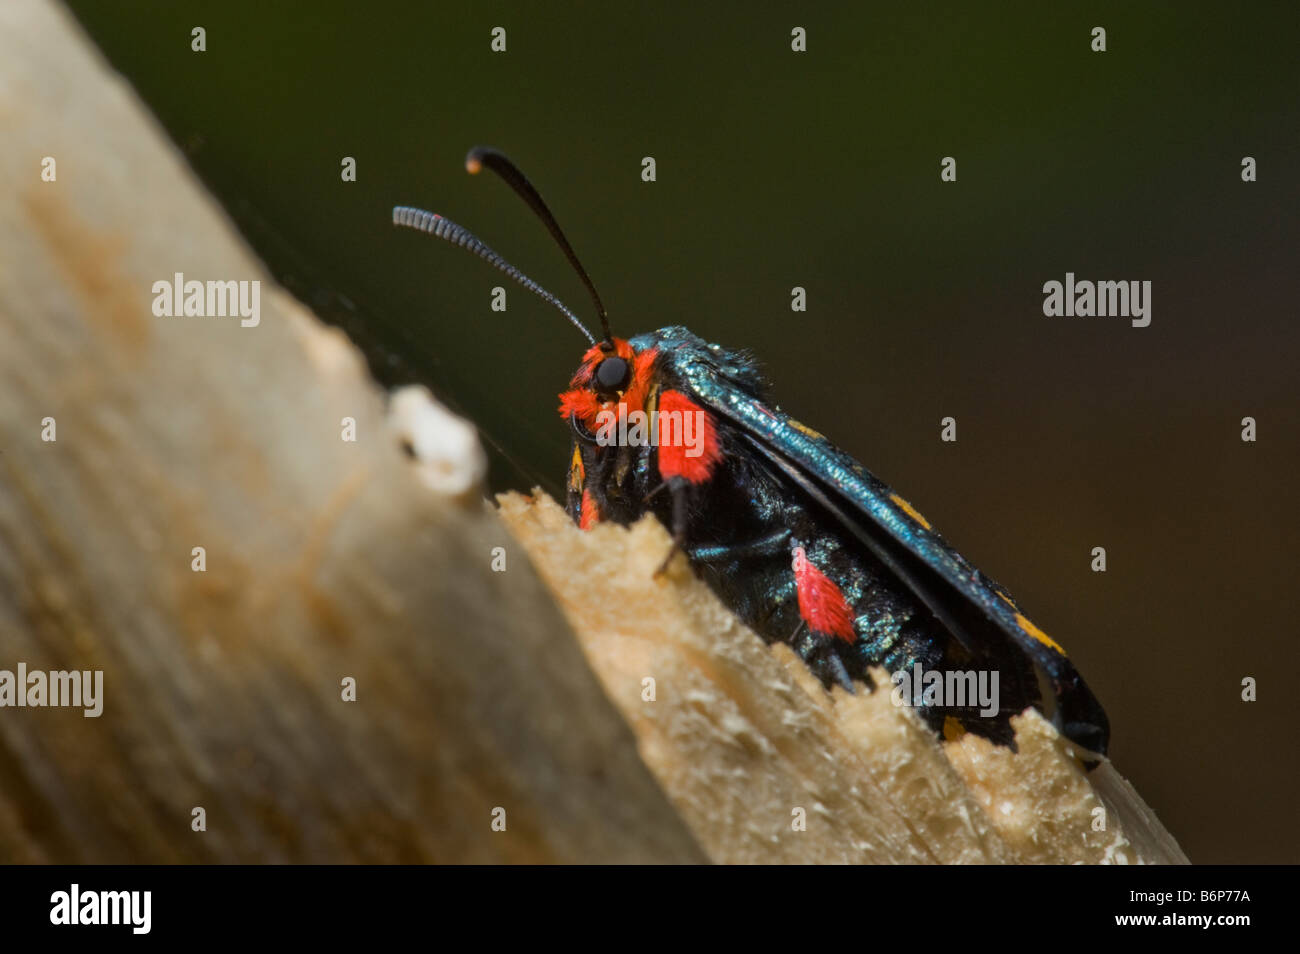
[394,146,1110,759]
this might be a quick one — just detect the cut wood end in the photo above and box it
[498,489,1188,864]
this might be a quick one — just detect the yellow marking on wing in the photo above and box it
[788,419,825,441]
[889,493,933,530]
[568,445,584,492]
[997,591,1017,609]
[1014,612,1066,656]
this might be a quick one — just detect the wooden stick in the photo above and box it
[0,0,703,864]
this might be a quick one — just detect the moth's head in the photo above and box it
[558,337,659,435]
[394,151,724,444]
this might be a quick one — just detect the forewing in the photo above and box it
[674,349,1110,756]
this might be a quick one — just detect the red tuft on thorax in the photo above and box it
[655,389,720,484]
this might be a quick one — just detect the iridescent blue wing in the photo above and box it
[661,331,1110,757]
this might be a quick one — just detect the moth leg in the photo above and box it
[691,528,792,564]
[653,478,691,577]
[817,644,854,692]
[643,480,670,503]
[788,620,854,692]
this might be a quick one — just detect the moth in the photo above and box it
[394,147,1110,758]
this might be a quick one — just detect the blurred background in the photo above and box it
[64,0,1298,863]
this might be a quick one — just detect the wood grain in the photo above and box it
[0,0,703,864]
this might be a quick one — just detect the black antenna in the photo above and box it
[392,206,595,344]
[465,146,613,345]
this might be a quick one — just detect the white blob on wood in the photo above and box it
[388,385,487,497]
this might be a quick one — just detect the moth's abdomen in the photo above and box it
[672,454,1039,747]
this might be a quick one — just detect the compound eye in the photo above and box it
[593,356,631,396]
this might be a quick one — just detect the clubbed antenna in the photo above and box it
[466,146,613,345]
[392,205,596,344]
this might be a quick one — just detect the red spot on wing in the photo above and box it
[792,546,856,643]
[655,389,721,484]
[579,489,599,530]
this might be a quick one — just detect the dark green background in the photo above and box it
[65,0,1299,863]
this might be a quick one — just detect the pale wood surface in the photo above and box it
[0,0,704,864]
